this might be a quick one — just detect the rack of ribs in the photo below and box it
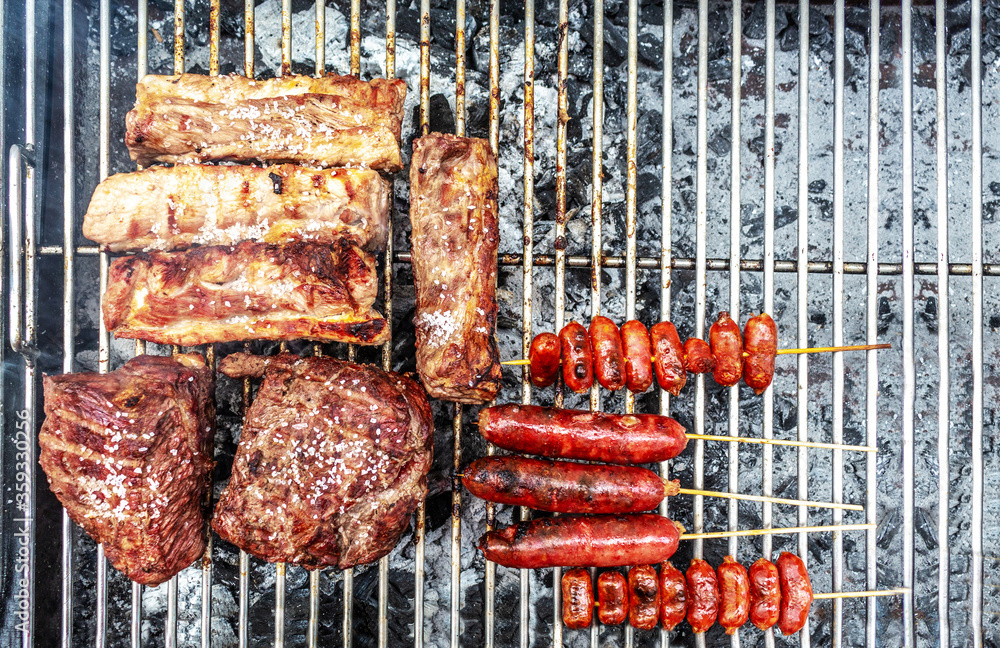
[39,354,215,586]
[125,74,406,170]
[84,164,390,253]
[212,353,433,569]
[408,133,502,403]
[102,240,389,346]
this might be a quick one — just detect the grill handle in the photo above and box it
[7,144,35,356]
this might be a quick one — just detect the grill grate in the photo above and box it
[3,0,997,647]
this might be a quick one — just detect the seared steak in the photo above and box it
[84,164,389,253]
[103,240,389,347]
[213,354,433,569]
[409,133,502,403]
[125,74,406,170]
[40,354,215,586]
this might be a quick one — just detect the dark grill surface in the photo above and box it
[2,0,999,647]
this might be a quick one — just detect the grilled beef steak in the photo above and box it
[125,74,406,170]
[84,164,390,253]
[40,354,215,586]
[409,133,502,403]
[213,354,433,569]
[102,239,389,347]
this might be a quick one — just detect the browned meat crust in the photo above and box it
[125,74,407,170]
[102,240,389,346]
[40,354,215,586]
[212,353,433,569]
[84,164,390,253]
[408,133,501,403]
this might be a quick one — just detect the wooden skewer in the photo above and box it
[686,433,876,454]
[676,487,864,512]
[813,588,908,600]
[679,522,874,541]
[500,342,891,366]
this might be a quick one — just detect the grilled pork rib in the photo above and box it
[103,240,389,347]
[213,354,433,569]
[409,133,502,403]
[40,354,215,586]
[125,74,406,170]
[84,164,390,253]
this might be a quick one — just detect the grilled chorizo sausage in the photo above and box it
[650,322,687,396]
[748,558,781,631]
[559,322,594,393]
[658,561,687,631]
[743,313,778,394]
[590,316,626,391]
[683,338,716,374]
[777,552,813,635]
[628,565,660,630]
[562,568,594,630]
[528,332,562,388]
[478,514,681,569]
[620,320,654,393]
[461,455,679,514]
[686,558,719,634]
[709,311,743,387]
[717,555,750,634]
[478,404,688,465]
[597,571,629,625]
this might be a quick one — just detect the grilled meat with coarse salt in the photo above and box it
[102,240,389,347]
[39,353,215,586]
[126,74,407,170]
[84,164,390,253]
[409,133,502,403]
[212,353,433,569]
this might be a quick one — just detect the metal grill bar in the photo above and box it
[61,0,75,643]
[727,0,743,642]
[831,2,846,646]
[657,0,673,645]
[520,0,535,643]
[934,1,951,643]
[484,0,500,641]
[970,1,985,646]
[865,4,882,645]
[900,1,916,645]
[761,3,777,647]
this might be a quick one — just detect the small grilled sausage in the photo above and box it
[590,316,627,391]
[559,322,594,393]
[777,552,813,636]
[709,311,743,387]
[650,322,687,396]
[717,555,750,634]
[686,558,719,634]
[562,568,594,630]
[621,320,655,393]
[478,514,681,569]
[629,565,660,631]
[528,332,562,388]
[658,561,687,631]
[479,404,688,465]
[684,338,716,374]
[597,571,629,626]
[462,455,679,514]
[748,558,781,631]
[743,313,778,394]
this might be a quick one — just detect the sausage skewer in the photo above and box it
[561,559,906,632]
[479,405,876,464]
[511,316,890,395]
[461,456,864,513]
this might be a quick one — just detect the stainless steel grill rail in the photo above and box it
[2,0,996,647]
